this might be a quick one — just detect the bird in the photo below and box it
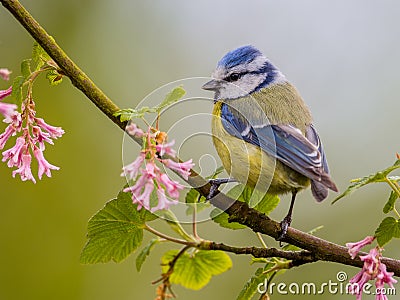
[202,45,338,240]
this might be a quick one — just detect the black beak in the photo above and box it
[202,79,222,91]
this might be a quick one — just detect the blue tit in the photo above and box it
[202,45,338,239]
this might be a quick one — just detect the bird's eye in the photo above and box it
[228,73,241,82]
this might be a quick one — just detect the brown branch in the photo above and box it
[2,0,400,276]
[200,240,316,268]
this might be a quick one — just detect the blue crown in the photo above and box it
[217,45,263,69]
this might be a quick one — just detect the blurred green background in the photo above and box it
[1,1,400,299]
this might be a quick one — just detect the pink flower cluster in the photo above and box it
[346,236,397,300]
[122,124,194,212]
[0,69,64,183]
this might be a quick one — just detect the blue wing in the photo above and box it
[220,103,337,198]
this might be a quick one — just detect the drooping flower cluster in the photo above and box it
[0,68,64,183]
[122,123,194,212]
[346,236,397,300]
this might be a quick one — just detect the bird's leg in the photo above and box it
[277,190,298,241]
[207,178,236,200]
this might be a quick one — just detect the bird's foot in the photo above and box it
[277,215,292,243]
[206,178,236,200]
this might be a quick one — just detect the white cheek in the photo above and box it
[217,74,267,99]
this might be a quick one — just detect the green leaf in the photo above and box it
[383,191,398,214]
[46,70,63,86]
[11,75,25,105]
[80,190,157,264]
[20,59,31,79]
[156,86,186,112]
[136,238,161,272]
[236,265,274,300]
[114,107,155,121]
[184,188,209,215]
[210,208,247,230]
[161,250,232,290]
[375,217,400,247]
[31,41,50,71]
[332,160,400,204]
[211,184,280,230]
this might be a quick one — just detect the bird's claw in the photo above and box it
[206,178,236,200]
[277,215,292,243]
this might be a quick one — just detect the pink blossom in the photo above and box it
[376,263,397,289]
[158,173,184,199]
[145,161,159,178]
[0,124,16,149]
[121,152,145,180]
[35,117,64,139]
[33,148,60,179]
[124,172,148,195]
[156,140,176,157]
[2,136,25,167]
[125,123,144,137]
[151,187,178,212]
[163,159,194,180]
[0,102,17,120]
[360,247,380,274]
[132,180,154,210]
[0,86,12,101]
[12,153,36,183]
[346,236,375,259]
[0,68,11,81]
[32,126,53,150]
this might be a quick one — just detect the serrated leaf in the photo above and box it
[21,59,31,78]
[383,191,398,214]
[375,217,400,247]
[11,75,25,105]
[114,107,156,121]
[211,184,279,230]
[46,70,63,86]
[156,86,186,112]
[80,190,157,264]
[333,160,400,204]
[31,42,50,71]
[161,250,232,290]
[136,238,160,272]
[236,265,275,300]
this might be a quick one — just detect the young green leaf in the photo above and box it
[383,191,398,214]
[31,42,50,71]
[161,250,232,290]
[46,70,63,86]
[211,184,279,230]
[21,59,31,79]
[375,217,400,247]
[11,75,25,105]
[332,159,400,204]
[136,238,161,272]
[80,190,156,264]
[236,264,275,300]
[210,208,247,230]
[156,86,186,112]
